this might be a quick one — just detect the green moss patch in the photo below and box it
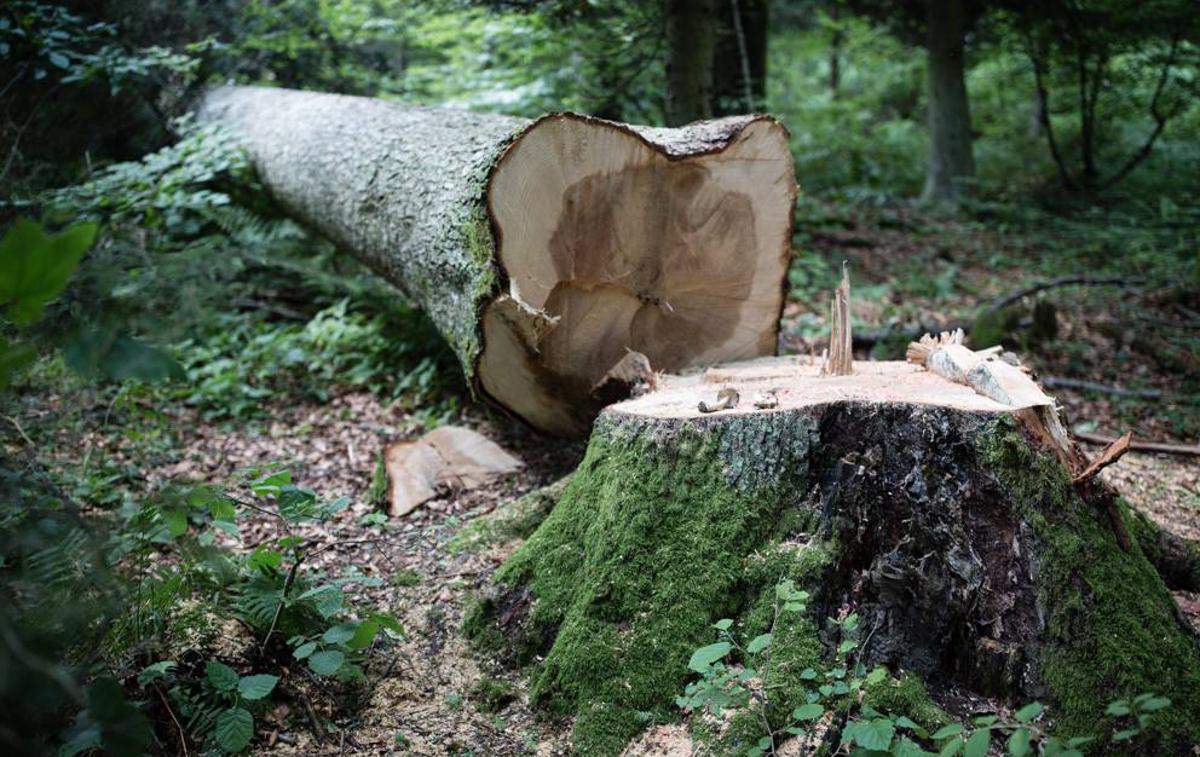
[466,419,826,754]
[980,419,1200,750]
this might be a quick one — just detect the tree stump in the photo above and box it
[466,358,1200,755]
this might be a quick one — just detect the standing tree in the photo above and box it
[712,0,769,114]
[921,0,975,204]
[665,0,717,124]
[1006,0,1197,192]
[842,0,985,206]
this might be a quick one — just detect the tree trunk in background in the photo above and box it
[196,86,796,437]
[665,0,716,125]
[829,3,843,96]
[920,0,974,206]
[713,0,768,115]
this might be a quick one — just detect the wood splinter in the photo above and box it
[823,262,854,376]
[698,388,739,413]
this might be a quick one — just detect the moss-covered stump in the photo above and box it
[465,360,1200,755]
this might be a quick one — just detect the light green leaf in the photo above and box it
[713,619,733,631]
[214,707,254,752]
[793,704,824,721]
[347,620,380,651]
[851,718,894,751]
[931,724,965,740]
[687,642,731,673]
[746,633,772,654]
[1008,727,1032,757]
[308,649,345,676]
[1015,702,1044,723]
[0,219,95,325]
[206,660,239,692]
[237,674,278,701]
[293,641,317,660]
[136,661,175,686]
[964,729,990,757]
[322,623,358,644]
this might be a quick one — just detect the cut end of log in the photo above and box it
[478,113,796,437]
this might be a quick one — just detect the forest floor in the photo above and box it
[5,201,1197,755]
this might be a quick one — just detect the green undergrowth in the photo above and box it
[465,423,828,755]
[980,418,1200,751]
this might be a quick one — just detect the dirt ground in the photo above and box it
[127,376,1196,756]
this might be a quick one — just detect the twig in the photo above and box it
[1041,377,1163,399]
[260,548,306,655]
[985,275,1147,313]
[1075,431,1200,457]
[3,415,35,447]
[154,684,190,757]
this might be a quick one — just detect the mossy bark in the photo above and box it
[466,402,1200,755]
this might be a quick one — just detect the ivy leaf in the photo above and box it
[206,660,239,692]
[308,649,345,676]
[237,674,278,701]
[687,642,731,672]
[214,707,254,753]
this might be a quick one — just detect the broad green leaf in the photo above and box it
[0,219,95,325]
[0,336,36,390]
[939,740,963,757]
[713,619,733,631]
[293,641,317,659]
[237,674,278,701]
[687,642,731,672]
[851,718,894,750]
[248,548,282,571]
[308,649,345,676]
[964,729,990,757]
[746,633,772,654]
[865,666,888,685]
[837,639,857,654]
[137,660,175,686]
[347,619,381,651]
[1008,727,1032,757]
[214,707,253,752]
[931,724,965,740]
[206,660,239,692]
[1139,696,1171,712]
[1015,702,1044,723]
[322,622,358,644]
[793,703,824,721]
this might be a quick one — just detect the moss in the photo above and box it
[447,476,568,555]
[457,209,499,387]
[863,674,950,732]
[467,420,820,755]
[979,418,1200,750]
[470,678,516,713]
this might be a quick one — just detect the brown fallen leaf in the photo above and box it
[386,426,523,517]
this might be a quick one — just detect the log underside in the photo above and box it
[466,360,1200,755]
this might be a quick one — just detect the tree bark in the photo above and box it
[665,0,717,125]
[920,0,974,206]
[713,0,768,115]
[196,86,796,437]
[468,358,1200,754]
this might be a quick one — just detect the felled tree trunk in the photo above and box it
[196,86,795,437]
[466,358,1200,755]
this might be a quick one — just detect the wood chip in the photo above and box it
[698,388,739,413]
[386,426,523,517]
[1072,432,1133,484]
